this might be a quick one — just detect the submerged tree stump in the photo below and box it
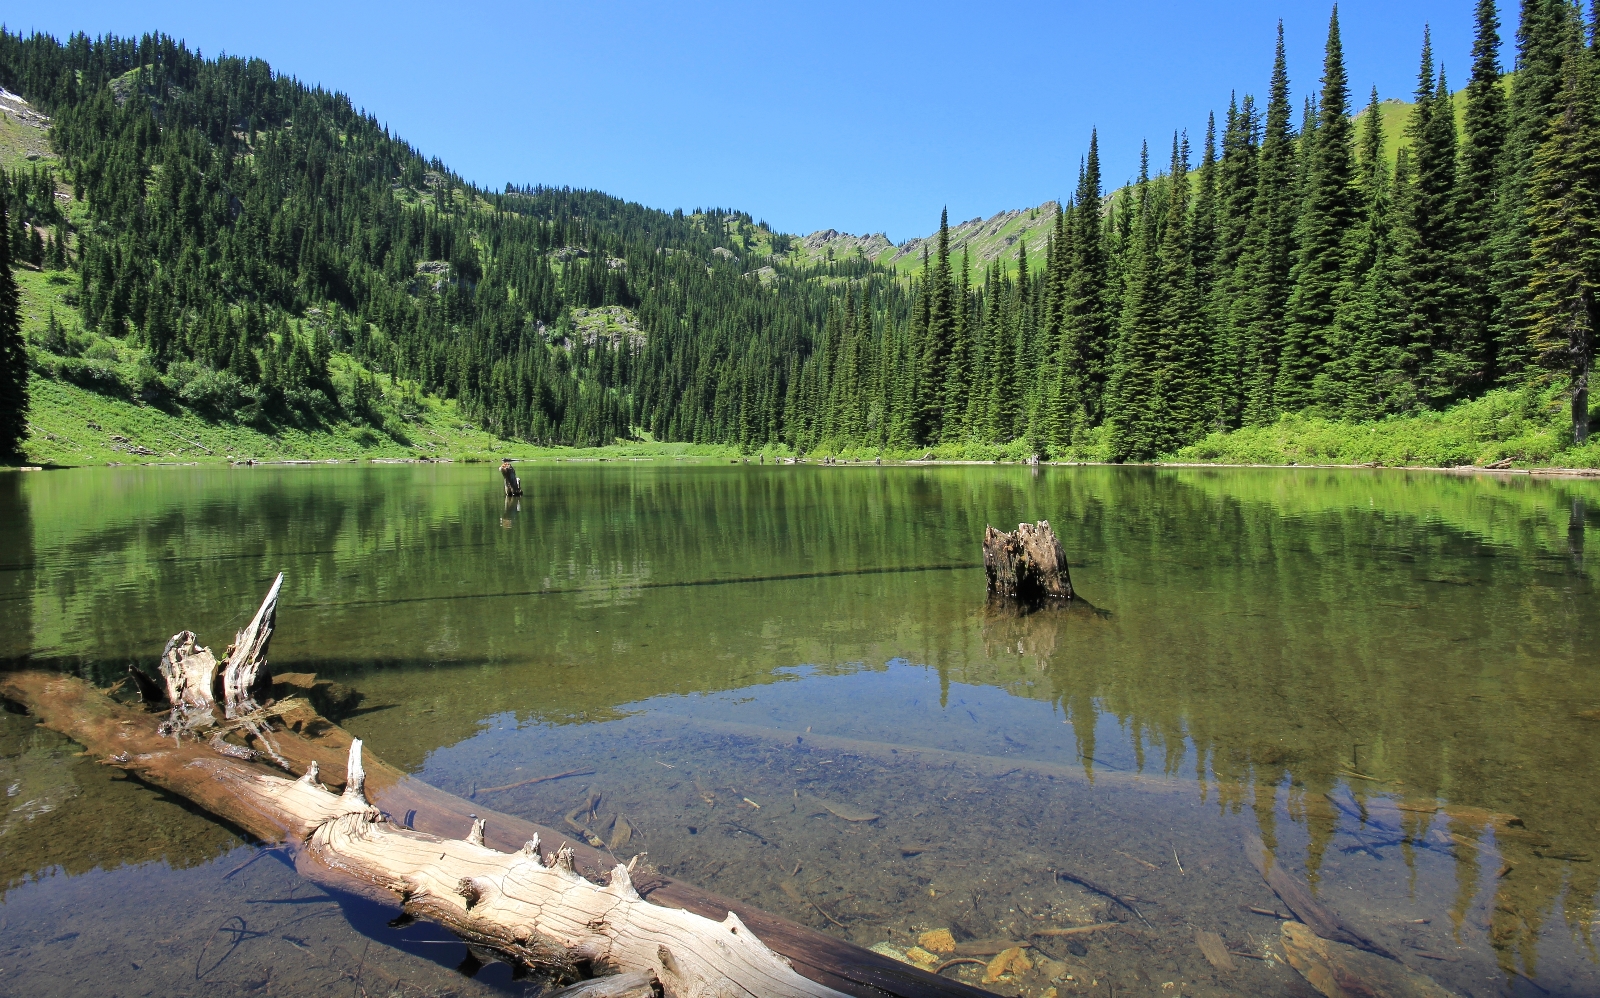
[502,460,523,497]
[1,580,989,998]
[983,520,1073,601]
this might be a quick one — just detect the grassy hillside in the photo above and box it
[0,87,54,169]
[12,263,760,466]
[782,202,1060,278]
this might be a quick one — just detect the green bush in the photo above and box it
[52,356,127,395]
[178,368,254,416]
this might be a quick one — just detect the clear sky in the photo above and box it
[8,0,1499,242]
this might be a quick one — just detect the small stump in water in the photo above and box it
[983,520,1073,602]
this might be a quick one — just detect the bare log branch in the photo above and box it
[222,571,283,717]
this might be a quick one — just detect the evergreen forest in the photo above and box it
[0,0,1597,462]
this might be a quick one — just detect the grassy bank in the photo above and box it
[12,263,1599,471]
[1172,383,1600,470]
[14,372,1600,470]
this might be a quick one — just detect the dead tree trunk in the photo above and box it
[982,521,1073,601]
[0,581,987,998]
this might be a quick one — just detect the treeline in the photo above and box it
[813,0,1598,459]
[0,29,859,448]
[0,1,1596,460]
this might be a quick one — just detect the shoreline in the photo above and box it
[9,454,1600,479]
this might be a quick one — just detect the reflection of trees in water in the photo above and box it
[0,472,31,664]
[8,464,1599,971]
[968,471,1600,977]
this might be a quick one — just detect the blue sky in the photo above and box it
[10,1,1496,241]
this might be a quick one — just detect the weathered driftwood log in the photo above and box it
[154,573,291,769]
[1244,834,1393,958]
[982,521,1073,601]
[0,581,987,998]
[1246,836,1464,996]
[1278,922,1458,998]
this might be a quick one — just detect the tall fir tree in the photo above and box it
[1402,29,1470,401]
[1157,133,1207,449]
[1491,0,1581,383]
[1282,5,1359,412]
[1239,23,1299,425]
[1063,130,1112,435]
[1210,94,1261,427]
[0,188,25,456]
[1332,89,1409,419]
[920,210,954,443]
[944,244,973,442]
[1527,2,1600,443]
[1456,0,1511,383]
[1106,142,1163,460]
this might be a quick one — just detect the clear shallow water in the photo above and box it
[2,463,1599,997]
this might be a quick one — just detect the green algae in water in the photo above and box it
[2,463,1599,996]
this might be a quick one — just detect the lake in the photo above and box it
[1,462,1597,998]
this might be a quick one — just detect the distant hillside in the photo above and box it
[783,201,1060,277]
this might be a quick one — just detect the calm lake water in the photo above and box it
[1,462,1598,998]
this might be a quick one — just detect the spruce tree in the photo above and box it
[1210,94,1261,427]
[1492,0,1580,383]
[1239,23,1298,424]
[944,244,972,442]
[1527,7,1600,443]
[0,189,26,457]
[1064,131,1111,429]
[1157,133,1206,450]
[1107,143,1163,460]
[1192,113,1220,301]
[1332,89,1409,419]
[1457,0,1510,382]
[1403,30,1470,401]
[920,210,954,443]
[1282,6,1358,413]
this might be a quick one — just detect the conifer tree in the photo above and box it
[0,189,26,456]
[1492,0,1580,383]
[1063,131,1111,429]
[1282,6,1358,412]
[1192,114,1220,301]
[1527,5,1600,443]
[1239,23,1298,424]
[1403,29,1470,401]
[1107,143,1163,460]
[944,244,972,442]
[1457,0,1510,382]
[910,244,932,441]
[919,211,954,443]
[1157,133,1206,449]
[1331,89,1409,418]
[1210,94,1261,427]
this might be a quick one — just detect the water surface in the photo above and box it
[2,463,1598,997]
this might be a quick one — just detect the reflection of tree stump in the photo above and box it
[983,521,1073,601]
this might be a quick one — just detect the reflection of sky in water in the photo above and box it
[3,463,1600,995]
[405,662,1599,994]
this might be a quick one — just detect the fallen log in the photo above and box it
[1244,834,1394,958]
[1278,922,1459,998]
[0,582,988,998]
[982,521,1073,601]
